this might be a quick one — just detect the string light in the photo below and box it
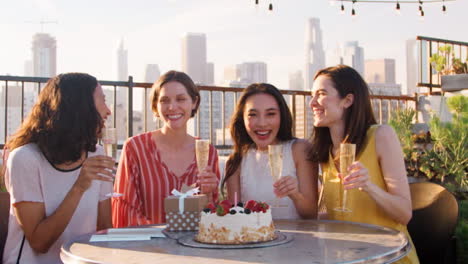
[396,1,401,15]
[269,2,273,11]
[327,0,454,16]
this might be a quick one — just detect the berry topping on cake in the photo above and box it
[229,209,236,215]
[244,208,251,214]
[220,200,233,210]
[244,200,257,210]
[216,204,228,216]
[236,202,244,207]
[207,202,217,213]
[256,202,270,213]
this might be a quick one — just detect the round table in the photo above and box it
[61,220,410,264]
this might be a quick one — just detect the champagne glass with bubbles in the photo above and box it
[334,143,355,213]
[268,144,283,207]
[102,127,122,198]
[195,139,210,192]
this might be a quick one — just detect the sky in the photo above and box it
[0,0,467,91]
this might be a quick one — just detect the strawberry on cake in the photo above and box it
[196,200,276,244]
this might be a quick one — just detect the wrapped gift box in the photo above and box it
[164,194,208,231]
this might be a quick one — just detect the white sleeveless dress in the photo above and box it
[240,140,300,220]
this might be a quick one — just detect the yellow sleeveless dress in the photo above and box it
[321,125,419,264]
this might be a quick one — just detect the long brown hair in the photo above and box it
[5,73,102,164]
[221,83,294,192]
[309,65,377,162]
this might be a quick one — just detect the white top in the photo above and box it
[2,143,112,264]
[240,140,300,220]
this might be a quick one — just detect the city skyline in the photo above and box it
[1,0,467,92]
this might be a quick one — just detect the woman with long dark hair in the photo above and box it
[3,73,114,264]
[309,65,419,263]
[222,83,317,219]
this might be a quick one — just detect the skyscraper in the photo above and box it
[144,64,160,83]
[238,62,267,84]
[406,39,420,95]
[117,39,128,81]
[32,33,56,77]
[289,71,304,90]
[365,59,396,84]
[181,33,207,84]
[304,18,325,90]
[342,41,365,76]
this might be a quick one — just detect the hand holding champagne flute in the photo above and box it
[334,143,356,213]
[102,127,122,198]
[268,144,283,206]
[195,139,210,193]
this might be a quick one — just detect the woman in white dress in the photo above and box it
[222,83,317,219]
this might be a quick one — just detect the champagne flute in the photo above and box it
[102,127,122,198]
[268,144,283,207]
[334,143,356,213]
[195,139,210,193]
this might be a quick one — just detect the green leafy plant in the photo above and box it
[422,95,468,192]
[430,45,468,75]
[389,96,467,197]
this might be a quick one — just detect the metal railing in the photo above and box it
[417,36,468,95]
[0,75,418,151]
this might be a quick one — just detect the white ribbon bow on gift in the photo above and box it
[171,187,200,214]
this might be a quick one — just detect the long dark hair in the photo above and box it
[309,65,377,163]
[221,83,294,191]
[6,73,102,164]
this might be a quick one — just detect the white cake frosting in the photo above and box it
[196,205,276,244]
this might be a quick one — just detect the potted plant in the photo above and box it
[430,45,468,92]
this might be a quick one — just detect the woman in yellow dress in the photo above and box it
[308,65,419,264]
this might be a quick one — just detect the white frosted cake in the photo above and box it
[196,200,276,244]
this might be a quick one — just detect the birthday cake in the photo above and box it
[195,200,276,244]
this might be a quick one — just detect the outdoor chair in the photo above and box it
[407,182,458,264]
[0,192,10,262]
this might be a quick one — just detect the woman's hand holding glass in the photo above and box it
[273,175,300,198]
[341,161,372,192]
[74,155,115,193]
[197,168,219,194]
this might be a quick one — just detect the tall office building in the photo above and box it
[365,59,396,84]
[32,33,56,77]
[238,62,267,84]
[181,33,207,84]
[289,71,304,90]
[205,62,215,85]
[406,39,420,95]
[342,41,365,76]
[304,18,325,90]
[287,70,312,139]
[117,39,128,81]
[223,65,240,83]
[144,64,160,83]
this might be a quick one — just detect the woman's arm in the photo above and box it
[274,139,318,219]
[13,155,114,253]
[97,198,112,230]
[344,125,412,225]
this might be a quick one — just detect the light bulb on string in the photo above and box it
[269,3,273,11]
[340,3,345,14]
[396,2,401,15]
